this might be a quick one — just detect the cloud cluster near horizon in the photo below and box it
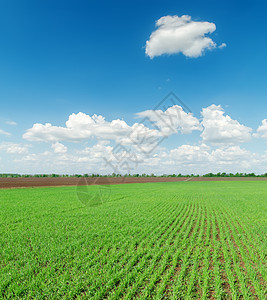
[22,104,253,146]
[145,15,226,58]
[1,104,266,174]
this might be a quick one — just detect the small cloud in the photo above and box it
[219,42,227,49]
[145,15,224,58]
[6,121,17,126]
[0,142,29,154]
[51,142,68,154]
[255,119,267,139]
[0,129,11,136]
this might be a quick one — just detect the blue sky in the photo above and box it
[0,0,267,174]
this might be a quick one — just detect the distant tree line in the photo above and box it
[0,172,267,178]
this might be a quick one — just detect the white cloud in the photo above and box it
[169,144,210,162]
[23,112,130,142]
[77,142,113,159]
[118,122,163,155]
[17,154,38,161]
[255,119,267,138]
[145,15,224,58]
[0,129,11,136]
[210,146,253,164]
[51,142,68,154]
[160,144,260,174]
[136,105,202,136]
[23,105,199,146]
[11,140,266,175]
[0,142,29,154]
[5,121,17,126]
[201,105,252,144]
[14,144,115,174]
[219,42,227,49]
[14,104,266,174]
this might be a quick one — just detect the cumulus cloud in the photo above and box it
[16,104,267,174]
[23,112,130,142]
[23,105,199,145]
[77,141,113,159]
[145,15,224,58]
[136,105,202,136]
[201,105,252,144]
[51,142,67,154]
[210,146,253,164]
[114,122,162,155]
[169,144,210,162]
[255,119,267,138]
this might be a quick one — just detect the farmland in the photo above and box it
[0,181,266,299]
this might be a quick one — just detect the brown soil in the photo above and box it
[0,176,266,189]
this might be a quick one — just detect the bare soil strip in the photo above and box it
[1,176,267,189]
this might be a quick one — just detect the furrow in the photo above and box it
[152,202,200,299]
[108,202,194,299]
[222,209,266,284]
[170,203,205,299]
[122,201,196,299]
[86,201,178,297]
[94,202,187,299]
[141,202,199,299]
[221,212,265,299]
[215,210,249,299]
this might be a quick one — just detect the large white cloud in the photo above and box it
[23,105,199,145]
[145,15,224,58]
[23,112,131,142]
[201,105,252,144]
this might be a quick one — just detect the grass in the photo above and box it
[0,181,266,299]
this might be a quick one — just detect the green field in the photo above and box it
[0,181,266,299]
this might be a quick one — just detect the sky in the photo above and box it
[0,0,267,175]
